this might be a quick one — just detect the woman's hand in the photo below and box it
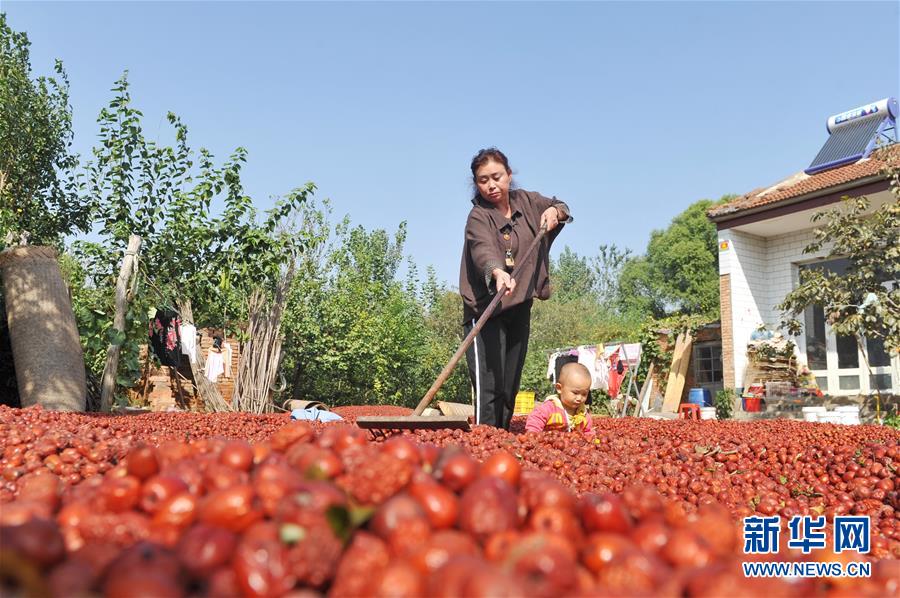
[540,206,562,231]
[492,268,516,295]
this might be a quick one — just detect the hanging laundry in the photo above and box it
[616,343,642,369]
[607,348,628,398]
[179,322,197,364]
[546,351,561,379]
[149,309,181,367]
[204,342,225,383]
[576,345,609,391]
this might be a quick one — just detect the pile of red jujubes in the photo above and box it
[0,405,897,597]
[0,407,293,500]
[413,418,900,555]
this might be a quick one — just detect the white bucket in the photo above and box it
[700,407,717,420]
[834,406,861,425]
[818,411,844,424]
[802,406,827,422]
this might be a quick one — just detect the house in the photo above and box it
[707,97,898,398]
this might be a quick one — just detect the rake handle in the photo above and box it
[413,225,548,416]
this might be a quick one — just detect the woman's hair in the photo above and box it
[470,147,514,199]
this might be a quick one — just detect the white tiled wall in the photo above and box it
[764,229,821,324]
[719,228,826,388]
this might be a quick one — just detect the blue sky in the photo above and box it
[6,1,898,286]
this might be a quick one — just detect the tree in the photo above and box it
[592,244,631,308]
[617,197,732,320]
[419,287,470,404]
[551,246,595,302]
[282,219,430,406]
[779,160,900,417]
[0,13,87,247]
[72,73,313,396]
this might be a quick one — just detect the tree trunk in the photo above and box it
[100,235,141,412]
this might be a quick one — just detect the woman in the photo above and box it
[459,148,572,429]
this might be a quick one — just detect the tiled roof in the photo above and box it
[708,144,899,219]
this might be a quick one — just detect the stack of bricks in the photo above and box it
[146,369,176,411]
[133,345,176,411]
[720,273,734,389]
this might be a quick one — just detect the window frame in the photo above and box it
[796,259,897,395]
[693,341,724,394]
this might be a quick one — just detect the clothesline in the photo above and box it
[546,341,643,398]
[545,341,641,360]
[544,343,603,355]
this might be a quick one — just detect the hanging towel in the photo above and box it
[222,342,233,378]
[576,346,608,391]
[179,323,197,364]
[204,349,225,383]
[594,350,610,391]
[546,351,560,379]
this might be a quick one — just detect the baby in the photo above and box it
[525,362,594,435]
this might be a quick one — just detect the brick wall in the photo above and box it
[720,274,734,389]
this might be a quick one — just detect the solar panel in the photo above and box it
[805,115,887,174]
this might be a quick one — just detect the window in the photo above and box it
[798,258,897,395]
[804,305,827,370]
[693,342,723,388]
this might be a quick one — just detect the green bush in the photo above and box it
[884,409,900,429]
[715,388,736,420]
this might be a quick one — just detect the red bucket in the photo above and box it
[742,397,762,412]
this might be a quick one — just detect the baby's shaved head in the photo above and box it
[559,362,592,386]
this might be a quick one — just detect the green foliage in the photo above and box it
[282,217,432,407]
[591,244,632,307]
[635,313,710,389]
[418,289,470,404]
[551,246,596,302]
[779,166,900,355]
[0,14,86,247]
[884,409,900,429]
[72,73,312,396]
[58,253,143,387]
[715,388,736,420]
[515,241,653,400]
[636,322,669,391]
[618,197,732,320]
